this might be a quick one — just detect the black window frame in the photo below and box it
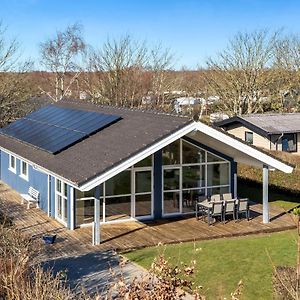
[282,133,297,153]
[245,131,253,144]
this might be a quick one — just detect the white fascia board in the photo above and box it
[195,122,294,174]
[79,122,197,191]
[0,146,79,189]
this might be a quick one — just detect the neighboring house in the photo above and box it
[174,97,202,113]
[0,101,292,244]
[216,114,300,154]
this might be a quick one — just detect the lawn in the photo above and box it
[125,230,298,300]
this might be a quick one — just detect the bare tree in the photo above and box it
[0,22,33,127]
[39,23,86,102]
[205,30,280,115]
[147,43,175,107]
[83,35,175,109]
[273,34,300,110]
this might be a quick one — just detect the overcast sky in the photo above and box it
[1,0,300,69]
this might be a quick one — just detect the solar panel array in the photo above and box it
[0,105,121,154]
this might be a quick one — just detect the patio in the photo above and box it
[0,181,296,260]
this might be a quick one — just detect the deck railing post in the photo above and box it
[263,164,269,224]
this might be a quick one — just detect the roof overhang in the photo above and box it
[192,123,293,173]
[78,121,293,191]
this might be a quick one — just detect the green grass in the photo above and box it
[125,230,298,300]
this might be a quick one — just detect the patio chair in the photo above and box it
[236,198,250,220]
[223,199,236,223]
[210,194,221,202]
[208,201,223,225]
[223,193,234,201]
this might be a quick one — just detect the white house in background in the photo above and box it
[174,97,202,113]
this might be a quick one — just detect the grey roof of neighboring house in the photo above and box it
[216,113,300,135]
[0,100,192,186]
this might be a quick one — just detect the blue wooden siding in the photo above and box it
[0,150,49,213]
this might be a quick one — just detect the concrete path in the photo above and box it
[43,249,147,296]
[43,250,194,299]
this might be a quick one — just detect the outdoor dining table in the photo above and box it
[195,200,212,221]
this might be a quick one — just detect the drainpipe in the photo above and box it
[274,133,284,151]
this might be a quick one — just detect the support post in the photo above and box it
[69,187,75,230]
[234,173,238,199]
[93,186,101,245]
[232,161,238,199]
[47,175,51,217]
[263,164,269,224]
[153,150,162,219]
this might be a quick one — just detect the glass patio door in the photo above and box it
[55,179,68,225]
[134,169,153,218]
[163,167,181,215]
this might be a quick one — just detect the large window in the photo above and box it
[162,140,180,165]
[163,168,180,214]
[282,133,297,152]
[105,170,131,196]
[105,170,131,221]
[76,188,97,226]
[207,163,229,187]
[162,139,230,215]
[75,154,153,224]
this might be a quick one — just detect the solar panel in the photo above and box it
[0,105,121,154]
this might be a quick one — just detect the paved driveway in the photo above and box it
[43,250,146,296]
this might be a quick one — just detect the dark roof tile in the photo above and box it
[0,100,192,186]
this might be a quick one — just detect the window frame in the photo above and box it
[55,178,68,225]
[162,138,231,216]
[245,131,254,145]
[19,160,29,181]
[99,155,154,223]
[282,133,297,153]
[8,154,17,174]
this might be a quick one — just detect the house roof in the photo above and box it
[216,113,300,135]
[0,101,293,191]
[0,100,192,187]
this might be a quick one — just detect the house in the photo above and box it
[174,97,202,113]
[216,113,300,154]
[0,101,293,245]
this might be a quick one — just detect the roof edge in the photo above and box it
[200,122,294,171]
[215,116,269,137]
[78,121,197,191]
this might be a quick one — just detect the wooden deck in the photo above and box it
[0,181,297,260]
